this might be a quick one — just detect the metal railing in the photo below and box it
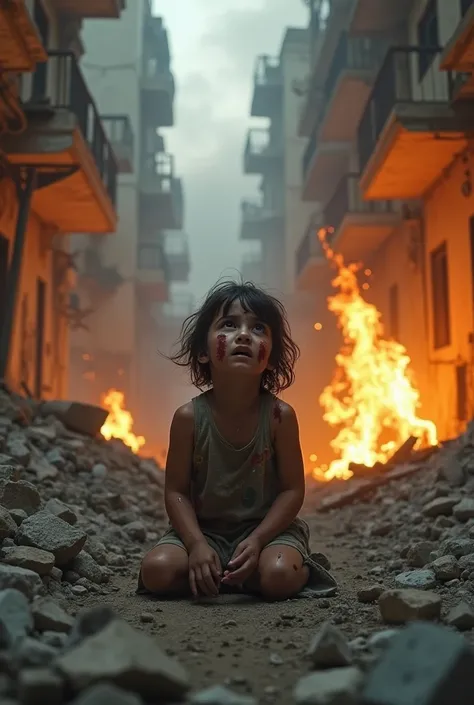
[302,121,319,181]
[28,51,117,205]
[357,46,453,176]
[461,0,474,17]
[241,199,264,220]
[100,114,133,151]
[245,128,272,158]
[254,55,281,87]
[296,213,323,277]
[324,33,388,100]
[325,173,395,233]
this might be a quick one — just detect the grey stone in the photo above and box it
[0,464,21,481]
[423,497,459,517]
[0,480,41,515]
[70,683,143,705]
[445,602,474,631]
[394,570,436,590]
[307,622,353,668]
[44,497,77,525]
[440,538,474,558]
[294,667,363,705]
[32,597,74,633]
[67,605,117,647]
[0,505,16,539]
[458,553,474,573]
[361,621,474,705]
[453,498,474,522]
[28,453,59,482]
[0,588,33,648]
[190,685,256,705]
[0,564,43,599]
[124,520,146,542]
[55,618,189,700]
[17,667,64,705]
[91,463,107,480]
[432,555,460,582]
[2,545,55,576]
[357,585,384,603]
[13,636,58,668]
[9,507,27,525]
[406,542,436,568]
[6,440,30,467]
[71,552,103,585]
[16,510,86,566]
[378,589,441,625]
[367,630,399,651]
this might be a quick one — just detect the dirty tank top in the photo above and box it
[191,391,279,533]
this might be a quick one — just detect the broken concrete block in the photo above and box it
[378,589,441,625]
[1,545,55,576]
[361,621,474,705]
[0,480,41,515]
[307,622,353,668]
[0,588,33,648]
[0,564,43,600]
[445,602,474,631]
[17,667,64,705]
[16,510,86,566]
[40,401,108,437]
[190,685,257,705]
[294,667,363,705]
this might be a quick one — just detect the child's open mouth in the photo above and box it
[232,347,253,358]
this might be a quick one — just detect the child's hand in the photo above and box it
[222,536,261,586]
[188,540,222,597]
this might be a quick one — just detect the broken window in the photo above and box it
[430,242,451,350]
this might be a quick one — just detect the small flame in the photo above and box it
[100,389,145,454]
[312,228,437,482]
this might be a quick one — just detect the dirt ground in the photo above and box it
[74,509,385,705]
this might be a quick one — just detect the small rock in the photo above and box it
[0,480,41,515]
[458,553,474,573]
[394,569,436,590]
[440,538,474,558]
[70,683,143,705]
[307,622,352,669]
[367,630,399,651]
[294,667,363,705]
[91,463,108,480]
[44,498,77,525]
[0,563,43,599]
[406,542,436,568]
[453,498,474,522]
[190,685,256,705]
[32,597,74,633]
[124,520,147,542]
[432,554,460,582]
[0,588,33,647]
[14,636,58,668]
[378,589,441,624]
[9,507,27,525]
[71,552,103,585]
[6,440,30,466]
[2,545,55,576]
[16,511,87,566]
[423,496,459,517]
[0,505,17,539]
[17,667,64,705]
[71,585,88,596]
[139,612,154,624]
[445,601,474,631]
[0,464,21,481]
[357,585,384,603]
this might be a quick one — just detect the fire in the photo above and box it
[100,389,145,454]
[312,228,437,482]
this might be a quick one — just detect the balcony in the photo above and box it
[141,20,174,127]
[295,212,326,291]
[240,200,283,240]
[3,51,117,234]
[0,1,47,71]
[244,129,282,175]
[164,232,190,282]
[302,124,350,202]
[318,33,388,143]
[349,0,413,32]
[139,154,183,232]
[136,243,168,304]
[324,174,400,263]
[357,46,474,200]
[251,55,282,118]
[49,0,125,18]
[440,0,474,71]
[101,115,134,173]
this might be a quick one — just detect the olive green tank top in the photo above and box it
[191,391,279,533]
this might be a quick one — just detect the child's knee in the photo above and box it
[258,547,309,601]
[140,545,188,594]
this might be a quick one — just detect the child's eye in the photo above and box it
[223,320,234,328]
[254,323,265,333]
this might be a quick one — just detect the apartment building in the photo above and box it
[297,0,474,441]
[0,0,123,400]
[67,2,189,420]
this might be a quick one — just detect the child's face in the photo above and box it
[204,300,273,377]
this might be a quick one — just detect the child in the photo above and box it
[138,281,336,601]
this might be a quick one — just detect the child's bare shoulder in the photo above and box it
[270,397,298,431]
[171,401,195,433]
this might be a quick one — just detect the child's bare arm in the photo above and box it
[165,403,205,551]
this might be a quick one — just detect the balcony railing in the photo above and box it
[28,51,117,205]
[325,173,395,233]
[254,55,281,87]
[324,33,388,100]
[101,114,133,150]
[296,213,323,278]
[461,0,474,16]
[357,46,454,177]
[302,121,319,181]
[246,128,273,158]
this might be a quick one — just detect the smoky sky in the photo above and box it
[154,0,308,303]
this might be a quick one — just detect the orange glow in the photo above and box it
[100,389,145,454]
[311,228,437,481]
[314,322,323,331]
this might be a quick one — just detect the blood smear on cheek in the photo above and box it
[258,342,266,362]
[217,334,226,361]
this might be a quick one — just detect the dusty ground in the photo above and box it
[72,510,382,705]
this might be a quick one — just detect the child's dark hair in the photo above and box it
[170,280,300,394]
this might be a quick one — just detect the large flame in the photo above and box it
[100,389,145,454]
[312,228,437,482]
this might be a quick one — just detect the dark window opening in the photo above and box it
[388,283,399,340]
[35,278,46,399]
[0,234,9,333]
[417,0,439,80]
[461,0,473,18]
[430,242,451,350]
[32,1,50,100]
[456,363,468,423]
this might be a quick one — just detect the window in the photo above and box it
[430,242,451,349]
[417,0,439,80]
[388,284,399,340]
[461,0,473,18]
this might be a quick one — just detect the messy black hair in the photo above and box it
[170,280,300,394]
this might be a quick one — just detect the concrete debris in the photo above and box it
[307,622,353,668]
[294,667,363,705]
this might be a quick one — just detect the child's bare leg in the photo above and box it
[247,545,309,601]
[140,544,190,595]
